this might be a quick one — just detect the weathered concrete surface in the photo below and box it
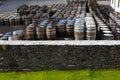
[0,0,111,13]
[0,45,120,72]
[0,0,66,12]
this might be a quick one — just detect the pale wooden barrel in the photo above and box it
[74,22,85,40]
[85,16,96,40]
[25,14,34,26]
[13,30,24,40]
[36,23,46,40]
[46,23,56,40]
[102,34,114,40]
[26,24,36,40]
[8,35,18,40]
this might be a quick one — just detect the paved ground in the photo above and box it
[0,0,66,13]
[0,0,110,13]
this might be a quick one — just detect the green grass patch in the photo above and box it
[0,69,120,80]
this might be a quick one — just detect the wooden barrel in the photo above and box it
[0,37,8,40]
[17,9,24,16]
[97,25,108,31]
[41,13,49,20]
[24,9,30,15]
[9,17,15,25]
[57,20,66,38]
[36,24,46,40]
[13,30,24,40]
[75,18,85,24]
[102,34,114,40]
[21,16,25,25]
[100,27,110,33]
[46,23,56,40]
[66,20,74,37]
[85,16,96,40]
[74,22,84,40]
[8,35,18,40]
[26,24,36,40]
[25,14,34,26]
[4,17,10,25]
[3,34,10,39]
[33,13,41,22]
[14,17,22,25]
[86,30,96,40]
[86,13,92,17]
[115,27,120,40]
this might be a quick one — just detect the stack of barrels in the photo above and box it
[74,17,85,40]
[66,19,74,38]
[26,24,36,40]
[0,13,23,26]
[36,19,49,40]
[25,14,34,26]
[13,30,24,40]
[85,13,96,40]
[57,19,66,38]
[94,15,114,40]
[109,9,120,40]
[46,22,56,40]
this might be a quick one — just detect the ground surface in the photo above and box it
[0,70,120,80]
[0,0,66,12]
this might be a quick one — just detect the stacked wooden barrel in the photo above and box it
[46,22,56,40]
[74,18,85,40]
[57,19,66,38]
[94,15,115,40]
[25,14,34,26]
[8,35,18,40]
[13,30,24,40]
[26,24,36,40]
[36,19,49,40]
[85,14,96,40]
[66,19,74,38]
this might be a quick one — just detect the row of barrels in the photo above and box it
[17,4,66,16]
[67,0,86,5]
[25,1,87,24]
[25,2,86,26]
[0,30,24,40]
[0,15,25,26]
[25,1,88,40]
[99,5,120,40]
[26,13,97,40]
[94,15,115,40]
[88,0,116,40]
[0,2,86,26]
[107,7,120,40]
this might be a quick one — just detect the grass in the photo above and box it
[0,69,120,80]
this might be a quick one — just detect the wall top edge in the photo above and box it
[0,41,120,45]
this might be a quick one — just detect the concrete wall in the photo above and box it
[0,41,120,72]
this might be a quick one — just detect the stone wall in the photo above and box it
[0,45,120,72]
